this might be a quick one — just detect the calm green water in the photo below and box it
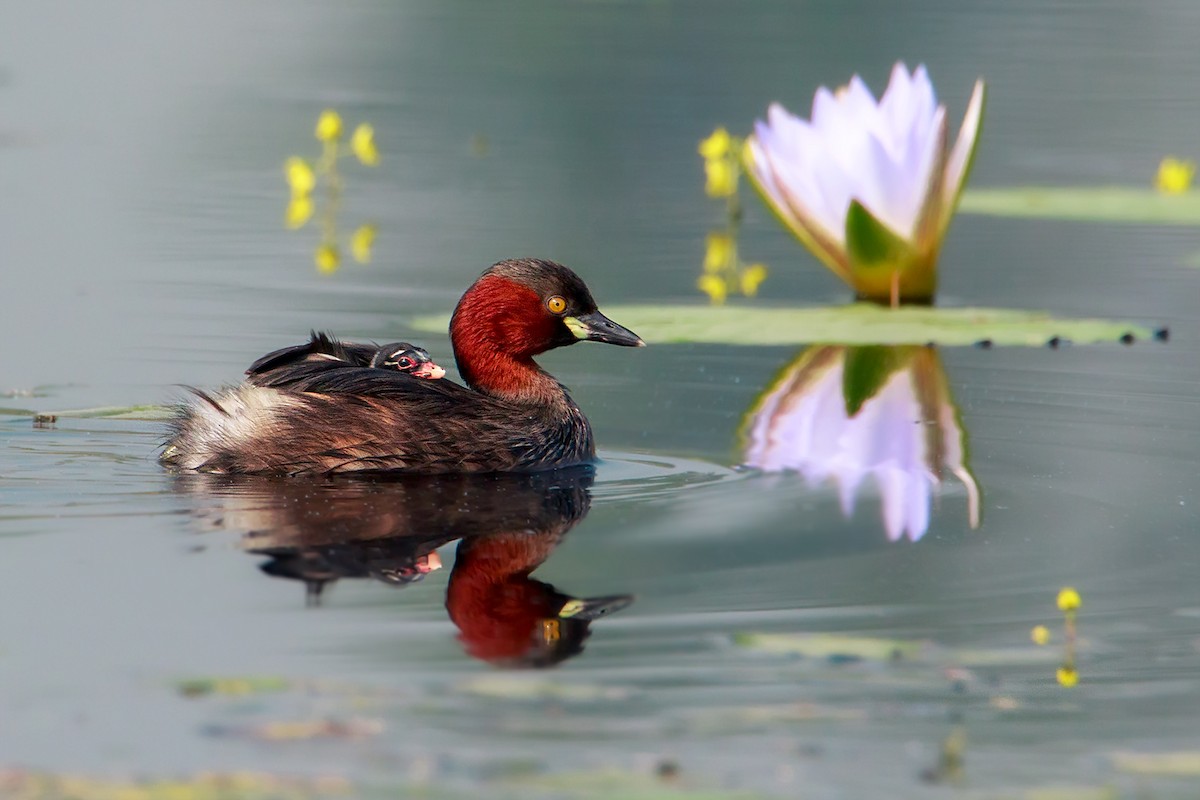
[3,1,1200,797]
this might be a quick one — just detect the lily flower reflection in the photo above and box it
[172,469,632,668]
[744,63,986,304]
[742,345,979,541]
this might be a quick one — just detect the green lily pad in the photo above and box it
[960,187,1200,225]
[411,305,1154,347]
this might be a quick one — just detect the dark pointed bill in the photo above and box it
[564,310,645,347]
[557,594,636,620]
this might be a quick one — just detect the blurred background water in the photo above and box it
[2,1,1199,797]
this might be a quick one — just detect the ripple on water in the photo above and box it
[590,450,744,504]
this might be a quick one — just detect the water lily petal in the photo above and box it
[940,79,987,234]
[910,108,949,255]
[746,63,985,303]
[757,105,843,235]
[744,132,853,280]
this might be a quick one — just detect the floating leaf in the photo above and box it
[410,305,1155,347]
[0,405,174,420]
[1111,751,1200,775]
[0,769,353,800]
[960,187,1200,225]
[685,702,866,733]
[502,768,767,799]
[177,675,290,698]
[456,675,630,702]
[732,632,924,662]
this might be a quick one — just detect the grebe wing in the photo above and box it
[246,331,380,378]
[250,358,478,403]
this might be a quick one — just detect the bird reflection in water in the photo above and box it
[173,467,632,667]
[742,345,980,541]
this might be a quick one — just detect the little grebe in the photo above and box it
[161,258,642,474]
[246,332,446,383]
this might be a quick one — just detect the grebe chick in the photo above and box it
[246,332,445,386]
[369,343,446,379]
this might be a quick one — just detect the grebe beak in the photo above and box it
[557,594,635,620]
[564,310,645,347]
[413,362,447,379]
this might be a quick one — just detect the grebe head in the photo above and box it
[449,259,642,392]
[370,343,446,379]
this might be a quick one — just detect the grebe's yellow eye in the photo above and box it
[546,295,567,314]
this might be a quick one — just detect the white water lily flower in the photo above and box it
[744,63,985,303]
[742,346,979,542]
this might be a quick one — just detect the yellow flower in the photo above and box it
[740,263,768,296]
[1156,157,1195,194]
[315,243,340,273]
[704,157,738,198]
[284,157,315,196]
[697,274,728,305]
[1056,587,1082,612]
[351,123,379,166]
[351,224,377,264]
[704,232,734,272]
[285,195,314,229]
[1030,624,1050,645]
[1056,666,1078,687]
[315,109,344,142]
[698,127,731,160]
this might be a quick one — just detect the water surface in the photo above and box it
[2,1,1200,797]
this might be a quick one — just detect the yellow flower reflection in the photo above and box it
[742,345,979,541]
[285,110,382,273]
[315,109,344,142]
[315,243,340,274]
[704,233,734,273]
[351,123,380,166]
[1056,666,1078,687]
[285,195,314,230]
[697,274,728,304]
[284,157,316,197]
[740,263,768,296]
[351,224,377,264]
[1156,157,1195,194]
